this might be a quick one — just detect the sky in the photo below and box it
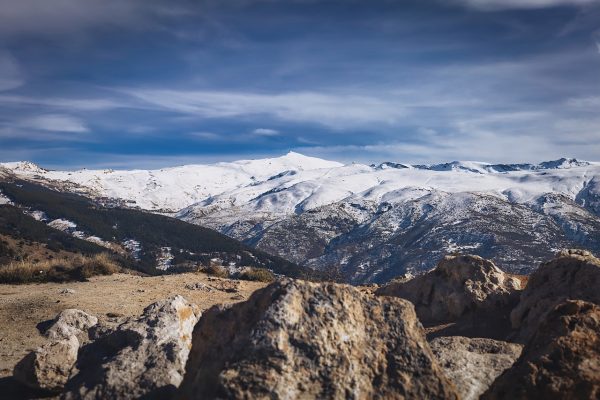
[0,0,599,169]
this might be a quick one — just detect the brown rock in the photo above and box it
[13,335,79,393]
[63,295,200,400]
[12,309,97,393]
[510,249,600,341]
[483,300,600,400]
[376,254,521,327]
[177,279,458,400]
[430,336,522,400]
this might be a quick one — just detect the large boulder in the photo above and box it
[177,279,459,400]
[12,309,97,393]
[429,336,522,400]
[63,295,200,400]
[13,336,80,393]
[376,254,522,327]
[46,309,98,343]
[483,300,600,399]
[510,249,600,341]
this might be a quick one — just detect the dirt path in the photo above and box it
[0,272,267,377]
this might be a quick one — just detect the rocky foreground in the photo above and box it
[8,249,600,399]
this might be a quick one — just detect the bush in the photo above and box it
[201,264,229,278]
[77,253,120,279]
[237,267,276,283]
[0,253,121,284]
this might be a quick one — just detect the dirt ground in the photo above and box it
[0,272,267,378]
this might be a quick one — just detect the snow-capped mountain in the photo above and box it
[2,154,599,283]
[1,152,342,212]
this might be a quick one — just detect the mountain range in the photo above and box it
[2,152,599,283]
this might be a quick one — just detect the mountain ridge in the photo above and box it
[2,153,600,283]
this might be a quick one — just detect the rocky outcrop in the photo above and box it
[13,336,80,393]
[376,254,522,326]
[63,295,200,400]
[510,249,600,341]
[177,279,459,400]
[429,336,522,400]
[12,309,97,393]
[483,300,600,399]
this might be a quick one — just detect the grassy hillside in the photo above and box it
[0,179,310,278]
[0,205,108,257]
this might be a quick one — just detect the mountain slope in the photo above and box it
[0,178,306,278]
[0,205,114,266]
[176,157,600,282]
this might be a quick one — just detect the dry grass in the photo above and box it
[237,267,276,283]
[200,264,229,278]
[0,253,121,284]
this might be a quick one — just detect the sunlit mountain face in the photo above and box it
[0,0,599,169]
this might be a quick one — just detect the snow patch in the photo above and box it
[25,210,48,221]
[48,218,77,232]
[156,247,174,271]
[123,239,142,261]
[0,191,13,205]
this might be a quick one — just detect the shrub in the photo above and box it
[200,264,229,278]
[0,253,121,284]
[237,267,276,283]
[77,253,120,279]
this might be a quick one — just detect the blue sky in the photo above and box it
[0,0,599,168]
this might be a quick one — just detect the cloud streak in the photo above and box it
[252,128,280,136]
[125,89,408,129]
[0,51,24,91]
[17,114,89,133]
[0,0,158,37]
[454,0,600,11]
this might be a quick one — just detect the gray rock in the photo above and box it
[12,309,97,393]
[510,249,600,342]
[13,335,79,393]
[184,282,213,292]
[484,300,600,399]
[63,295,200,400]
[177,279,459,400]
[376,254,522,325]
[46,309,98,343]
[430,336,522,400]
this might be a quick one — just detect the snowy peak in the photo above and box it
[1,161,48,175]
[371,162,410,170]
[537,158,590,170]
[484,158,590,172]
[414,161,492,174]
[411,158,592,174]
[1,154,598,214]
[0,152,343,212]
[222,151,343,175]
